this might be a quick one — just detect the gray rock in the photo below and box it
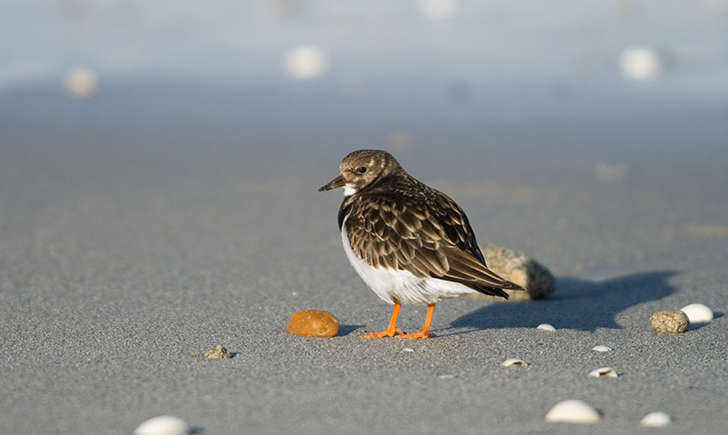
[469,244,556,301]
[650,311,689,334]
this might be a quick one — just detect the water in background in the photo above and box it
[1,0,727,189]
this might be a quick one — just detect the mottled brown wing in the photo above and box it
[342,191,522,297]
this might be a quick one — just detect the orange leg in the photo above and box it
[398,304,435,339]
[359,301,405,338]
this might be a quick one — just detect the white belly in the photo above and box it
[340,216,477,305]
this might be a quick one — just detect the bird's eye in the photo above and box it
[357,167,367,174]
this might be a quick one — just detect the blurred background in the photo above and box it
[1,0,727,273]
[2,0,727,181]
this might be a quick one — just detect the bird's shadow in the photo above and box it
[448,270,679,333]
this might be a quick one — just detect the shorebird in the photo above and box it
[319,150,523,338]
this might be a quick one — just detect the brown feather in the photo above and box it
[341,165,523,298]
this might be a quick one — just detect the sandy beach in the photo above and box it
[2,3,727,432]
[1,106,727,433]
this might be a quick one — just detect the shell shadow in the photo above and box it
[450,270,679,332]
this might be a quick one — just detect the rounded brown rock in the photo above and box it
[650,310,689,334]
[468,244,556,301]
[286,310,339,337]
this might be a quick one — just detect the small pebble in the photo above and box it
[501,358,528,367]
[537,323,556,331]
[286,310,339,337]
[203,345,232,360]
[588,367,617,378]
[134,416,189,435]
[545,400,601,424]
[680,303,713,324]
[592,345,612,352]
[650,311,689,334]
[402,347,414,353]
[641,411,672,427]
[438,373,457,379]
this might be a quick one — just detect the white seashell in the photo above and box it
[284,46,328,80]
[64,67,98,99]
[438,373,456,379]
[592,345,613,352]
[417,0,456,21]
[619,47,662,80]
[588,367,618,378]
[537,323,556,331]
[545,400,601,424]
[501,358,529,367]
[402,347,414,353]
[680,303,713,324]
[134,416,189,435]
[641,411,672,427]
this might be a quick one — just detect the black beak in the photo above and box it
[318,174,346,192]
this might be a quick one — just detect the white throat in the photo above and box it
[343,184,357,196]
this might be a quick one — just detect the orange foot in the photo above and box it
[397,330,434,339]
[359,328,405,339]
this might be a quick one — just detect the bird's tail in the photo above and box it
[473,279,524,300]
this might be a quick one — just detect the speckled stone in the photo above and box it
[650,311,689,334]
[468,244,555,301]
[203,344,232,360]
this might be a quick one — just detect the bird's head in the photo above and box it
[318,149,401,195]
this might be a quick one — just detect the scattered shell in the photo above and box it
[545,400,601,424]
[641,411,672,427]
[417,0,456,21]
[595,162,628,182]
[64,67,98,98]
[680,303,713,324]
[592,345,613,352]
[286,310,339,337]
[438,373,457,379]
[134,416,189,435]
[501,358,529,367]
[472,244,556,301]
[588,367,618,378]
[650,311,689,334]
[283,45,328,79]
[620,46,662,80]
[402,347,415,353]
[203,344,232,360]
[537,323,556,331]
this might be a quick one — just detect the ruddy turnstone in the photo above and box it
[319,149,523,339]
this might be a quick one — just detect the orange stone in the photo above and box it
[286,310,339,338]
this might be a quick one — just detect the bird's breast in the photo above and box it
[340,215,475,305]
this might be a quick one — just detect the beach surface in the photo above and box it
[1,86,727,434]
